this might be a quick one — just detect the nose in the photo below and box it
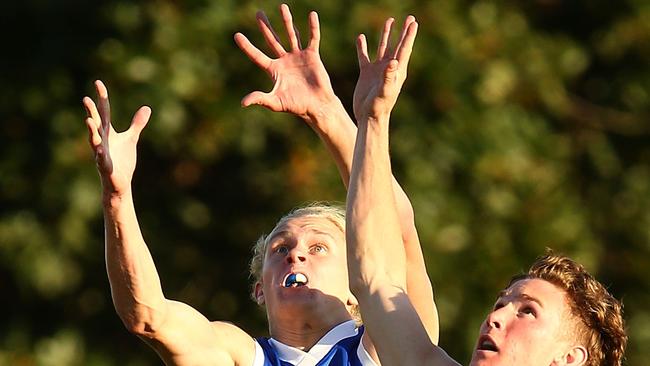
[285,248,306,264]
[488,315,502,330]
[485,305,509,330]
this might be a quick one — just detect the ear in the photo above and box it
[347,292,359,306]
[553,345,588,366]
[254,282,265,305]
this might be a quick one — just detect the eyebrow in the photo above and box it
[520,294,544,308]
[301,222,342,237]
[496,291,545,308]
[309,229,338,241]
[267,228,338,244]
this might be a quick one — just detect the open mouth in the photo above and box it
[283,273,308,288]
[477,336,499,352]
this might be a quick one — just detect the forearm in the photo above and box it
[347,115,405,294]
[359,286,457,366]
[311,100,438,341]
[308,98,421,254]
[103,190,167,335]
[308,99,416,217]
[348,114,440,365]
[305,97,356,187]
[347,119,453,362]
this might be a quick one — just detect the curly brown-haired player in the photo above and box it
[344,20,627,364]
[507,253,628,366]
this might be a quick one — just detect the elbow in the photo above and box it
[347,255,373,298]
[348,263,404,301]
[399,207,417,245]
[116,303,167,336]
[347,257,383,300]
[121,318,148,336]
[348,273,370,299]
[399,201,415,227]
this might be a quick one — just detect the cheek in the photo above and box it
[501,335,533,365]
[261,259,278,282]
[331,255,350,277]
[320,256,350,284]
[506,327,555,364]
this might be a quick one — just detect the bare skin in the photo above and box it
[82,5,434,366]
[235,3,439,345]
[345,17,459,366]
[345,14,590,366]
[83,81,256,365]
[471,279,588,366]
[254,216,359,350]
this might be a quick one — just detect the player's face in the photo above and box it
[470,278,575,366]
[257,215,354,315]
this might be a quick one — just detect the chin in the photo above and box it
[469,353,498,366]
[278,289,318,303]
[470,360,495,366]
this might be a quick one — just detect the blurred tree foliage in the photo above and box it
[1,0,649,364]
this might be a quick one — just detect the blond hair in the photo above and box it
[248,203,360,322]
[249,203,346,293]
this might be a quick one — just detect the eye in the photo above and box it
[493,302,504,311]
[274,246,288,255]
[310,244,327,254]
[519,306,536,317]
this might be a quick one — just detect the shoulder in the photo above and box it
[154,320,256,366]
[138,300,257,366]
[209,321,258,366]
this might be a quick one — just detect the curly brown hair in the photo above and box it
[509,252,627,366]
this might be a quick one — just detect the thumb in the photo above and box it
[241,91,283,112]
[129,106,152,141]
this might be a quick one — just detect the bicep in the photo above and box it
[140,300,255,366]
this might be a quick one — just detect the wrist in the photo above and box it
[358,111,391,126]
[305,96,346,128]
[102,188,133,208]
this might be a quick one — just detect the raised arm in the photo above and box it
[352,16,439,343]
[233,4,357,171]
[235,4,438,343]
[345,23,459,366]
[82,81,253,366]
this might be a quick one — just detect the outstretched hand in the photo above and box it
[82,80,151,196]
[234,4,338,121]
[353,16,418,122]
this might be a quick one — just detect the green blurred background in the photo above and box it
[1,0,649,364]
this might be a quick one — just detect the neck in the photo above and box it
[267,306,353,350]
